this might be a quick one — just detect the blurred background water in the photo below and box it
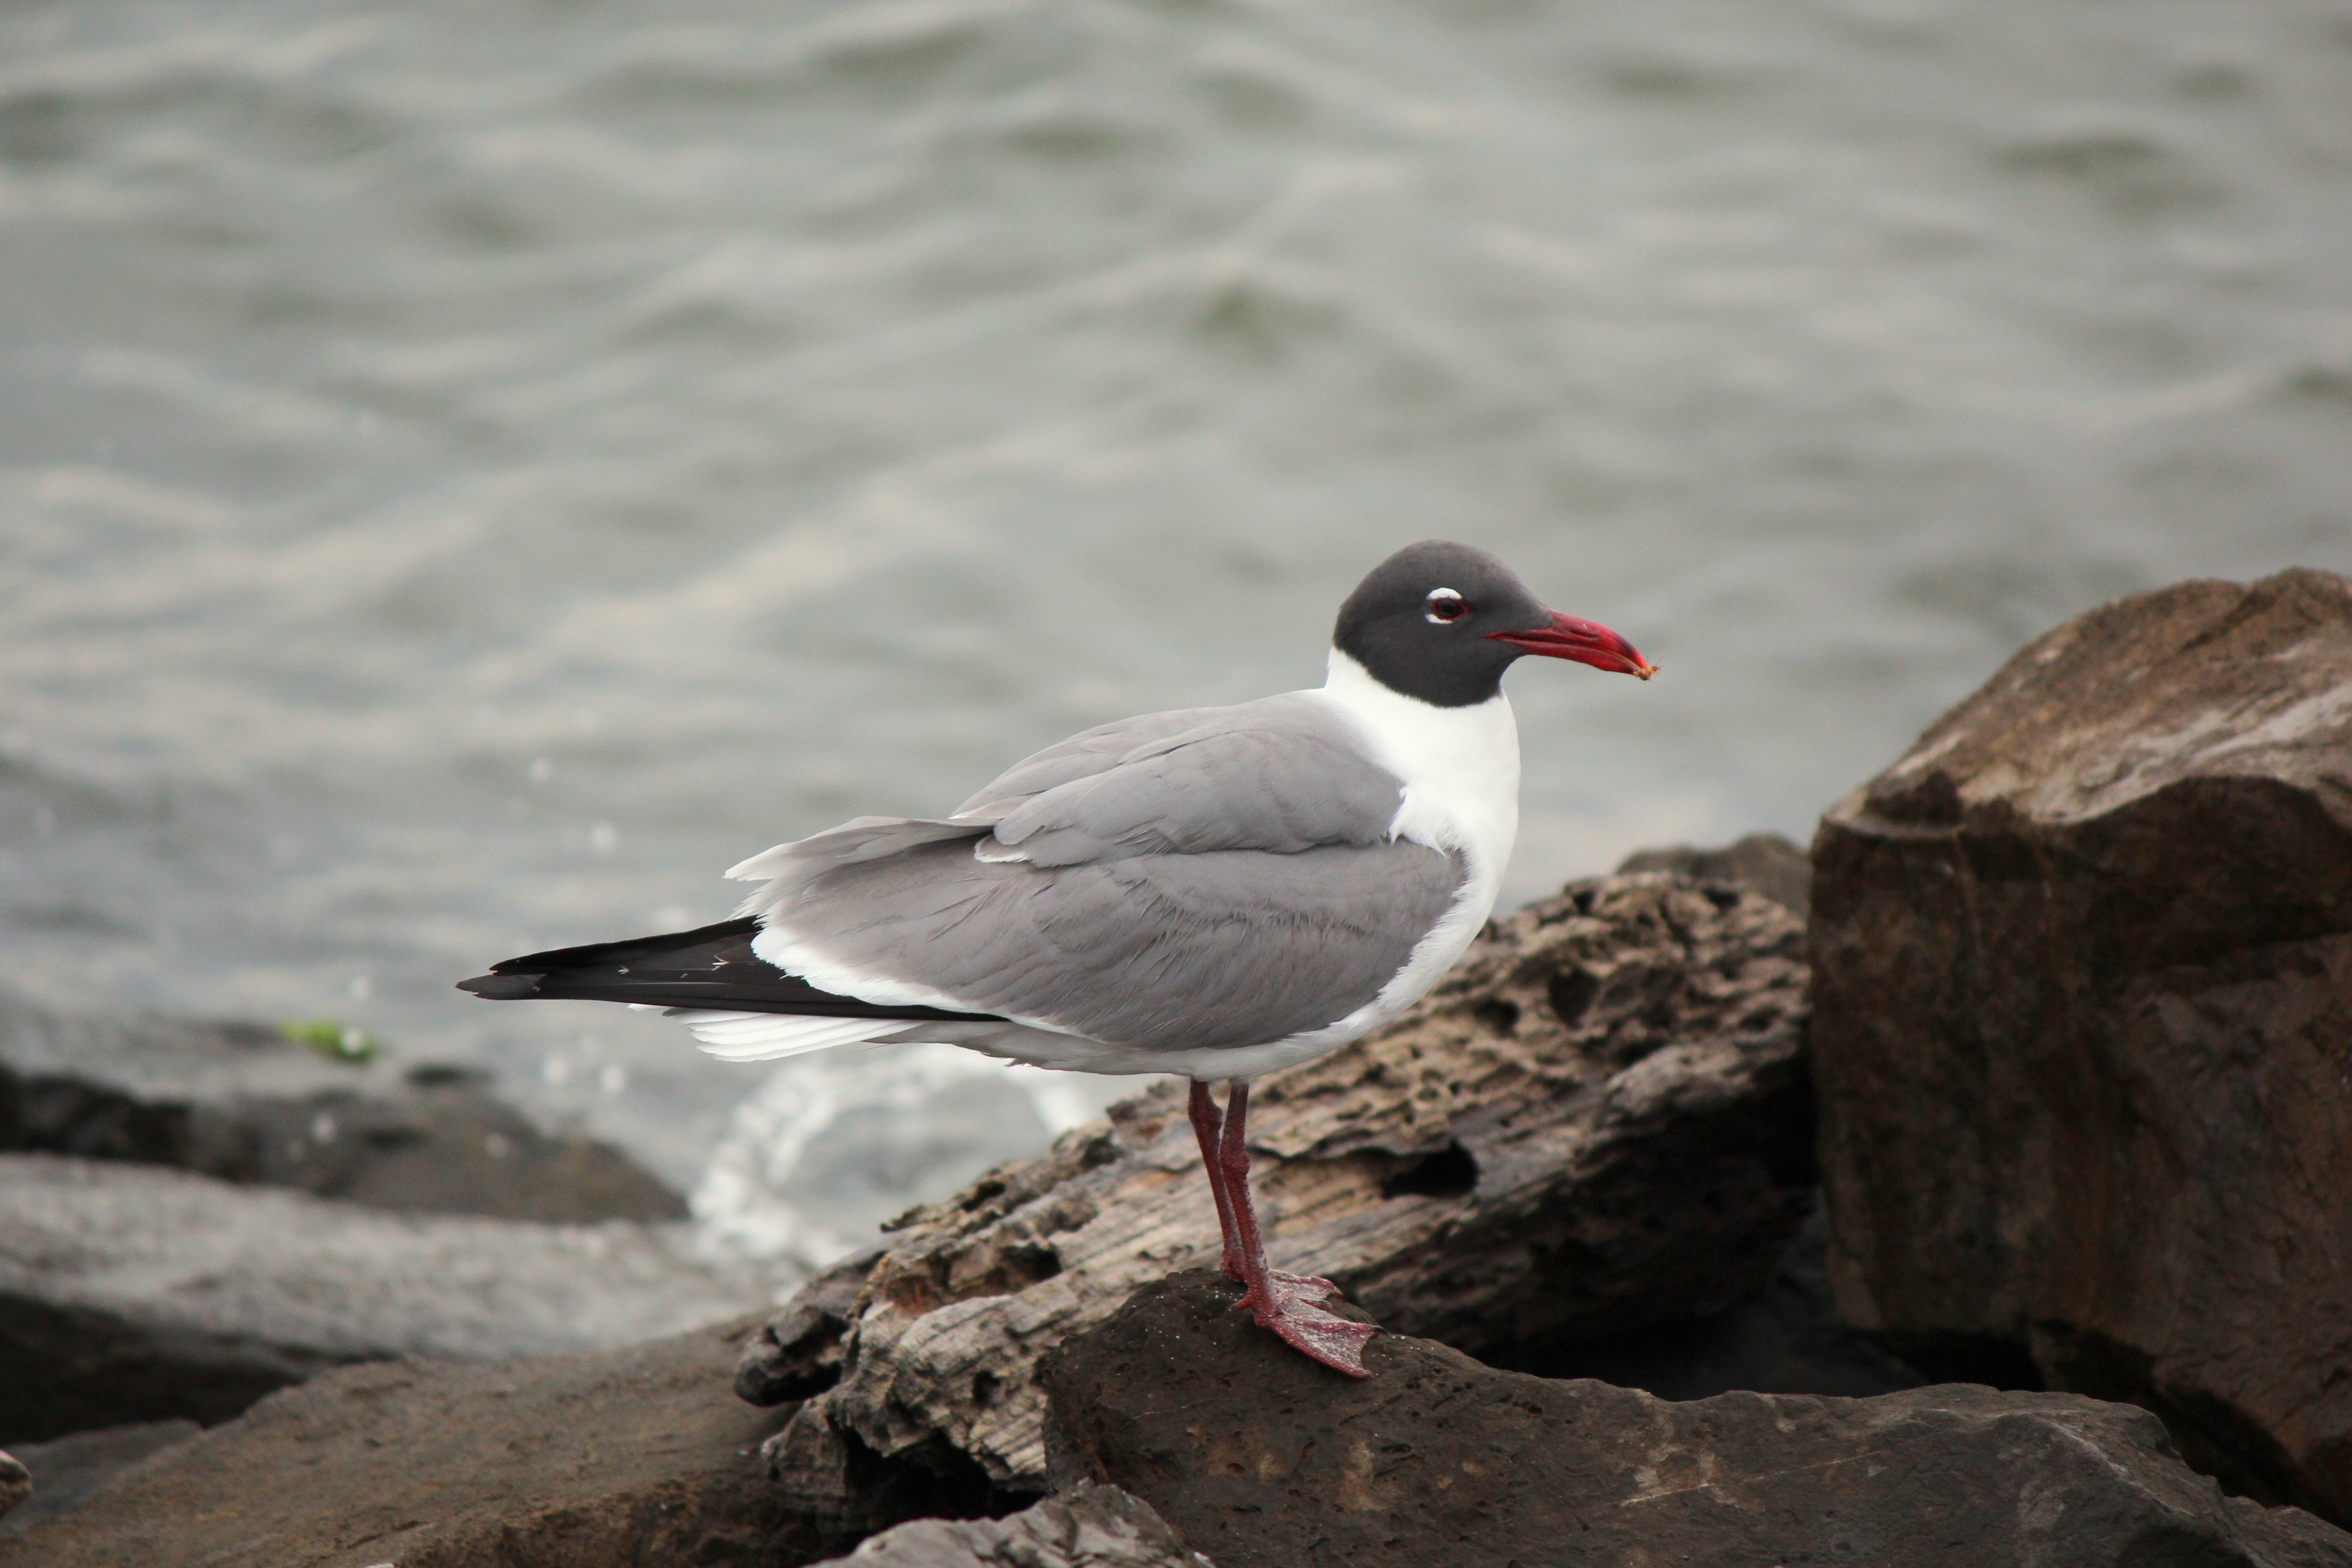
[3,0,2347,1268]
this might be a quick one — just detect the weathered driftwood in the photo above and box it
[818,1481,1208,1568]
[750,871,1813,1526]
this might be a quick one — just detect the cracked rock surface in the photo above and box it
[1042,1271,2352,1568]
[1810,567,2352,1522]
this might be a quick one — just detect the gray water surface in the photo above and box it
[4,0,2348,1220]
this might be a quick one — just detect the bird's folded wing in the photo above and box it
[730,693,1466,1052]
[951,706,1230,817]
[721,706,1235,887]
[757,838,1464,1051]
[980,694,1405,865]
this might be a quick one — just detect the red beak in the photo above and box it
[1486,611,1658,680]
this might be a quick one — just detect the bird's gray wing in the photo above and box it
[724,706,1236,887]
[979,694,1407,865]
[761,837,1463,1050]
[739,694,1469,1051]
[951,706,1231,817]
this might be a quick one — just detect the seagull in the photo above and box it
[460,540,1655,1375]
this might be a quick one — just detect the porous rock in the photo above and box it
[821,1481,1208,1567]
[752,873,1813,1526]
[0,1318,806,1568]
[0,1152,762,1441]
[0,990,683,1222]
[738,1249,884,1406]
[1810,568,2352,1519]
[1041,1271,2352,1568]
[1617,829,1813,916]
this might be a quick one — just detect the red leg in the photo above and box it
[1187,1079,1245,1282]
[1214,1080,1376,1377]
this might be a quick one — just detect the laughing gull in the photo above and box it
[460,540,1655,1374]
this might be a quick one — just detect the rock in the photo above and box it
[0,1422,197,1538]
[0,990,683,1223]
[1617,830,1813,916]
[1808,568,2352,1519]
[1525,1196,1925,1400]
[821,1481,1209,1567]
[1041,1271,2352,1568]
[0,1319,810,1568]
[0,1454,24,1521]
[754,872,1813,1525]
[0,1152,764,1442]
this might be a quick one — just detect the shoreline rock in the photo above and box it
[0,1423,196,1539]
[1809,567,2352,1521]
[0,1152,765,1443]
[1041,1270,2352,1568]
[1617,830,1812,917]
[0,1318,807,1568]
[0,990,684,1224]
[1516,1194,1925,1398]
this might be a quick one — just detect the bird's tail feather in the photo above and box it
[455,916,1004,1023]
[676,1010,911,1062]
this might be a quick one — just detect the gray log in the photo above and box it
[823,1481,1209,1568]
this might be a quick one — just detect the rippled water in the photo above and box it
[4,1,2348,1237]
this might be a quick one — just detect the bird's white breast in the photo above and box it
[1174,647,1523,1073]
[1313,647,1522,887]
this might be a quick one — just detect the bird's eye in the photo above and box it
[1425,588,1468,625]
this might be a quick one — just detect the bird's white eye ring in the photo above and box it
[1425,588,1468,625]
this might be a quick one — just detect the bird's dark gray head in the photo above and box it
[1332,540,1656,707]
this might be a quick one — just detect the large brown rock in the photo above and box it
[752,873,1815,1529]
[1809,568,2352,1519]
[1042,1270,2352,1568]
[0,1318,811,1568]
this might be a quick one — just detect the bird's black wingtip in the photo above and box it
[457,972,543,1000]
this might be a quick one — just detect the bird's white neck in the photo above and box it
[1315,648,1521,880]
